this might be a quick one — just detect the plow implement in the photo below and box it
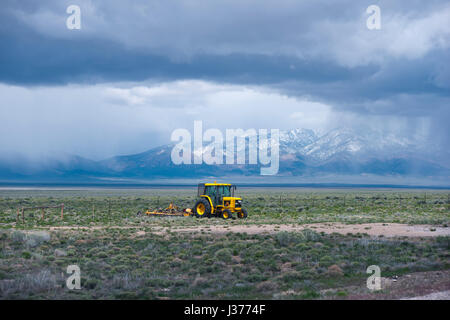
[138,202,193,217]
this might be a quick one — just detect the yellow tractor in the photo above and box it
[193,182,248,219]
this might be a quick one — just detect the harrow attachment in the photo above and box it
[138,202,193,217]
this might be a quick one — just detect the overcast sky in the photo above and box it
[0,0,449,160]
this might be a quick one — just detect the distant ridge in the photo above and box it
[0,127,448,183]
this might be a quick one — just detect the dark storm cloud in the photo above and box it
[0,0,449,159]
[0,9,370,86]
[276,50,450,112]
[1,1,448,107]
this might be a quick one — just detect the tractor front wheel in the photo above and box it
[221,209,231,220]
[194,198,211,218]
[237,208,248,219]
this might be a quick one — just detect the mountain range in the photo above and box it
[1,127,449,184]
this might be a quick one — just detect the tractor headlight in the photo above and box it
[236,200,242,207]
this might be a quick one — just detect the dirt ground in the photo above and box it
[43,222,450,238]
[403,290,450,300]
[333,270,450,300]
[155,222,450,238]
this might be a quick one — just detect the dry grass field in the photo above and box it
[1,188,449,299]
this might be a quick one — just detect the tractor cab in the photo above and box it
[194,182,248,219]
[198,183,237,206]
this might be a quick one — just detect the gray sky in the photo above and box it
[0,0,449,160]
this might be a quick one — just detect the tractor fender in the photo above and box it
[200,195,214,213]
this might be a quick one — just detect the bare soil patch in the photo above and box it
[158,222,449,238]
[402,290,450,300]
[337,270,450,300]
[40,222,449,238]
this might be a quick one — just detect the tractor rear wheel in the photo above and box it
[194,198,211,218]
[237,208,248,219]
[221,209,231,220]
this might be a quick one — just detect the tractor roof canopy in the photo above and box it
[204,183,232,186]
[197,183,236,197]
